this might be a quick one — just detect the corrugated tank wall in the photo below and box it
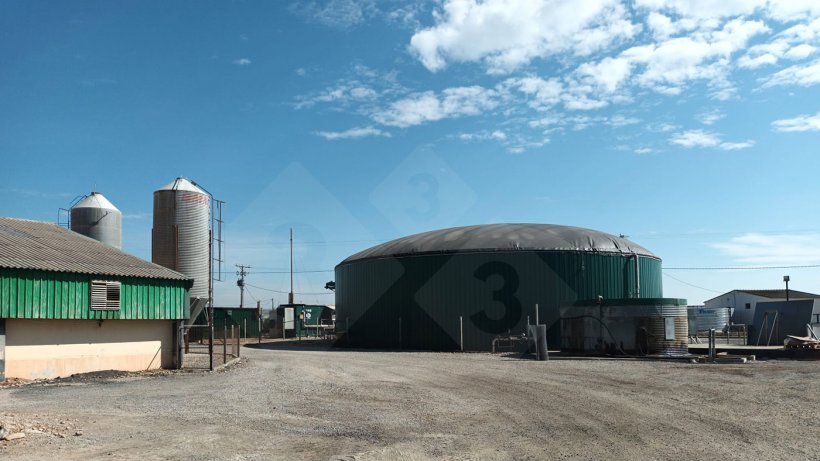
[0,269,189,320]
[335,251,662,351]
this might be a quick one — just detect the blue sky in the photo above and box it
[2,0,820,307]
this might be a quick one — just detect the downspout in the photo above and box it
[633,253,641,299]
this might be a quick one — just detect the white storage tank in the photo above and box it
[152,177,210,301]
[70,192,122,249]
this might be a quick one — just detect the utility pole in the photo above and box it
[236,264,251,308]
[289,228,294,304]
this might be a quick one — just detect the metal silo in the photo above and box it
[152,177,210,301]
[70,192,122,249]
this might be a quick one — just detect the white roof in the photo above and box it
[72,192,120,211]
[156,177,206,194]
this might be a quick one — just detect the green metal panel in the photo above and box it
[336,251,663,351]
[0,268,189,320]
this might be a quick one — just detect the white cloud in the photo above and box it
[670,129,721,147]
[771,112,820,132]
[784,43,817,60]
[504,76,563,109]
[295,83,381,109]
[634,0,765,21]
[315,126,391,140]
[233,58,252,66]
[766,0,820,22]
[607,114,641,126]
[528,113,638,131]
[719,140,755,150]
[458,130,507,141]
[622,19,769,94]
[697,109,724,125]
[373,86,499,127]
[290,0,371,29]
[634,147,654,154]
[762,59,820,87]
[575,57,633,93]
[670,129,753,150]
[409,0,639,74]
[714,233,820,264]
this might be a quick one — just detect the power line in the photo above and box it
[662,272,722,294]
[245,283,333,296]
[664,264,820,270]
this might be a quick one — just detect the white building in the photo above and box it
[704,289,820,326]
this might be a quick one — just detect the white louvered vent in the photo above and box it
[91,280,121,310]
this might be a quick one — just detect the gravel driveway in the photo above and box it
[1,341,818,460]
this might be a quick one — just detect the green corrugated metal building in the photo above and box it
[335,224,663,351]
[0,217,192,380]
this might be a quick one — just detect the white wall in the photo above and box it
[706,291,819,326]
[4,319,175,380]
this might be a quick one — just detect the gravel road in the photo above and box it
[1,341,818,460]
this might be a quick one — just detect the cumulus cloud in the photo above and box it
[293,1,820,144]
[714,233,820,264]
[771,112,820,132]
[762,59,820,87]
[670,129,753,150]
[670,129,721,147]
[233,58,252,66]
[372,86,499,127]
[409,0,639,74]
[315,126,391,140]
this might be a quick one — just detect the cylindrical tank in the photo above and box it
[70,192,122,249]
[560,298,689,356]
[687,306,730,333]
[336,223,664,351]
[152,177,210,300]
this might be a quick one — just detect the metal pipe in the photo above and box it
[223,324,227,364]
[535,303,539,326]
[634,253,641,298]
[459,316,464,352]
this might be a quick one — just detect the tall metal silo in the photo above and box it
[152,177,210,302]
[70,192,122,249]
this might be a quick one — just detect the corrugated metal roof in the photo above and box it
[340,223,657,265]
[0,217,190,281]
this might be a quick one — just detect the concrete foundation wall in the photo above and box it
[4,319,175,380]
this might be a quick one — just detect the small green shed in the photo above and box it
[0,217,192,380]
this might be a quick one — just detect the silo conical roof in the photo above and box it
[156,177,206,194]
[72,192,120,212]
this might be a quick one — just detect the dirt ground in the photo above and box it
[1,342,819,460]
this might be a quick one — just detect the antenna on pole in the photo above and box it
[289,228,294,304]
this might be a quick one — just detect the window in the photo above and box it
[745,303,751,310]
[91,280,121,310]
